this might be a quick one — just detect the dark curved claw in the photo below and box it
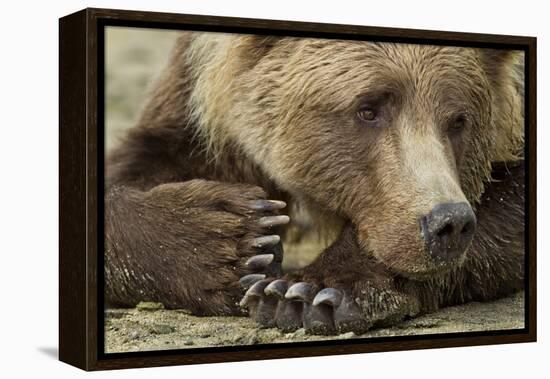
[253,297,279,327]
[239,279,268,307]
[258,215,290,228]
[334,295,371,334]
[312,288,344,307]
[239,293,255,308]
[303,303,336,335]
[239,273,266,288]
[299,287,343,335]
[264,279,288,299]
[246,200,287,211]
[285,282,314,302]
[275,300,303,332]
[246,279,271,297]
[245,254,274,270]
[241,278,376,335]
[247,235,283,277]
[240,279,279,327]
[250,235,280,248]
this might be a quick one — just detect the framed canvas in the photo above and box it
[59,8,537,371]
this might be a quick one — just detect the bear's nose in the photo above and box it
[420,202,476,262]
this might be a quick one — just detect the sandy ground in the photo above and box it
[104,28,525,354]
[104,292,524,353]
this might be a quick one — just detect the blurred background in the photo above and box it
[105,27,180,152]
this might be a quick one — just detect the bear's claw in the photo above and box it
[250,235,280,248]
[242,233,283,278]
[240,201,287,281]
[245,254,274,269]
[239,274,266,288]
[246,279,272,297]
[264,279,288,298]
[312,288,343,307]
[258,215,290,228]
[285,282,314,302]
[275,299,303,332]
[240,279,279,326]
[246,200,287,211]
[240,278,371,335]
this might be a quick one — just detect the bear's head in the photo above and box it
[189,35,524,279]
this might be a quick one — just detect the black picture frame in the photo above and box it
[59,7,537,371]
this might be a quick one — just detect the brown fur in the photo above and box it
[105,32,524,325]
[292,161,523,325]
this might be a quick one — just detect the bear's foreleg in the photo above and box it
[105,179,288,316]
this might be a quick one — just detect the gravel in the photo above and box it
[104,292,524,353]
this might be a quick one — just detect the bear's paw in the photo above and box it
[240,277,420,335]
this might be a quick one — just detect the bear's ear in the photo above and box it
[235,35,282,69]
[478,49,525,163]
[478,49,517,84]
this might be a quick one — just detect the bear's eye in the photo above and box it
[356,107,379,124]
[448,114,468,134]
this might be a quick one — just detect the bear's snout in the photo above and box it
[420,202,476,263]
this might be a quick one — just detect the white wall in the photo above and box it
[0,0,547,377]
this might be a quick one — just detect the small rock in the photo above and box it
[231,331,260,345]
[128,330,141,341]
[105,309,130,319]
[136,301,165,311]
[183,339,195,346]
[243,333,259,345]
[149,324,175,335]
[260,328,282,340]
[341,331,356,339]
[174,309,193,315]
[405,319,442,329]
[214,325,231,333]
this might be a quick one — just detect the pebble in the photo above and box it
[128,330,141,341]
[149,324,175,335]
[105,309,130,319]
[136,301,165,311]
[231,331,260,345]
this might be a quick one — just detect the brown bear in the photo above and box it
[105,32,525,335]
